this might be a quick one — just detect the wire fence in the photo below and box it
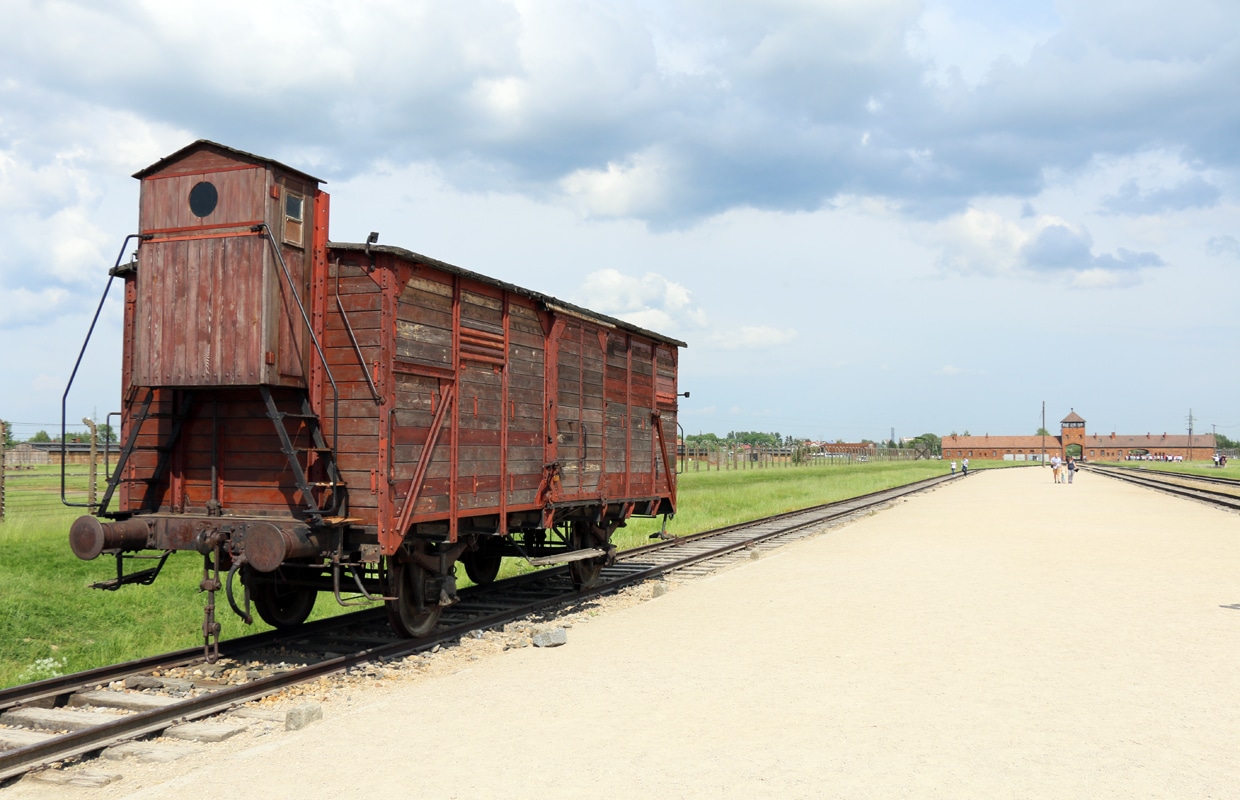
[679,443,926,472]
[1,419,107,524]
[0,468,103,522]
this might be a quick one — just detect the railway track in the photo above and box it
[1082,464,1240,510]
[0,472,957,783]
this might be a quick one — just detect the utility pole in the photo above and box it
[1186,408,1196,462]
[1041,401,1046,466]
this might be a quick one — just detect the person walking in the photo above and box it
[1067,457,1076,484]
[961,457,969,476]
[951,460,957,476]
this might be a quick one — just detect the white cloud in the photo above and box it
[1207,235,1240,259]
[938,364,962,376]
[707,326,798,351]
[0,0,1238,440]
[1069,268,1141,290]
[932,208,1027,274]
[559,150,676,219]
[581,268,691,313]
[932,207,1165,287]
[0,286,72,328]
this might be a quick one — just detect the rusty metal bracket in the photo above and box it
[334,259,383,405]
[390,384,456,545]
[225,561,253,625]
[89,550,171,591]
[651,412,677,509]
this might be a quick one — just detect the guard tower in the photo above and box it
[1061,409,1086,457]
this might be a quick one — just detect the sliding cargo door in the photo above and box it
[555,322,604,499]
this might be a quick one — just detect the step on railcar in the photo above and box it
[66,141,685,658]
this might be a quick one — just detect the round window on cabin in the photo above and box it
[188,181,219,218]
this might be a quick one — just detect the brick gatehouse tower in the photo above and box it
[941,408,1216,462]
[1060,409,1086,458]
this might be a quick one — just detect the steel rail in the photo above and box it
[0,471,958,782]
[1083,464,1240,510]
[1082,463,1240,489]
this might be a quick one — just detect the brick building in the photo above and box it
[941,410,1217,462]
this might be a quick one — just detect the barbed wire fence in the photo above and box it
[679,442,925,472]
[1,421,6,524]
[1,418,104,523]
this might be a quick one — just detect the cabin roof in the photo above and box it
[328,241,688,348]
[133,139,325,184]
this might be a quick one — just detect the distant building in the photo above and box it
[941,410,1216,462]
[5,442,110,466]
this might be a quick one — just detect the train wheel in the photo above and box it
[568,558,602,590]
[251,580,317,629]
[462,550,502,585]
[385,557,442,638]
[568,523,604,590]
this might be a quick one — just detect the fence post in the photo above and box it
[82,418,98,509]
[0,420,6,523]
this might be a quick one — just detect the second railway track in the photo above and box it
[1083,463,1240,511]
[0,472,958,784]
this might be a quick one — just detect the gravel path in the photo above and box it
[8,466,1240,798]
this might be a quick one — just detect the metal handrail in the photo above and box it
[334,262,382,404]
[255,224,342,505]
[61,235,141,507]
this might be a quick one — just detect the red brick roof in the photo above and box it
[941,435,1054,451]
[1082,433,1216,450]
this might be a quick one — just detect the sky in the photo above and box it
[1,0,1237,444]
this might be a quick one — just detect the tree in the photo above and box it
[28,430,51,443]
[0,419,12,448]
[1035,427,1050,436]
[1217,432,1238,450]
[97,423,117,444]
[915,433,942,456]
[728,431,782,448]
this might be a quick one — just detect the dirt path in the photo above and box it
[8,466,1240,798]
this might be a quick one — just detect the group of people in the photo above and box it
[1050,454,1077,484]
[1214,452,1229,468]
[950,458,969,476]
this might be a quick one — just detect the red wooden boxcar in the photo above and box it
[68,141,685,648]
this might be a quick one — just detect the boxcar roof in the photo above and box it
[132,139,325,184]
[329,241,688,348]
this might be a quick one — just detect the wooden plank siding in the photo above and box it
[114,139,680,558]
[117,388,325,516]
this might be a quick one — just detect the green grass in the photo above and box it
[0,458,1000,688]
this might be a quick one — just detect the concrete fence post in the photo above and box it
[82,417,98,509]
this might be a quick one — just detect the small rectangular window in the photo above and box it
[284,192,304,246]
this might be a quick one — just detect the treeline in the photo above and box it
[0,421,116,447]
[684,431,791,448]
[684,430,945,456]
